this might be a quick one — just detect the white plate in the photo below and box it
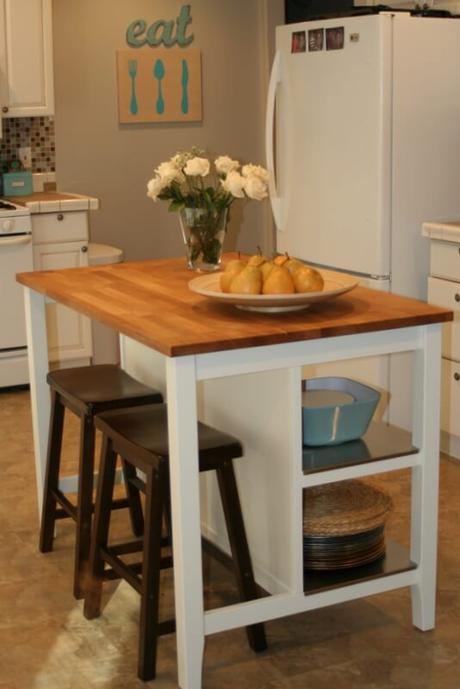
[188,268,358,313]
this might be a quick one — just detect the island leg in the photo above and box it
[410,323,442,630]
[23,287,50,517]
[166,355,204,689]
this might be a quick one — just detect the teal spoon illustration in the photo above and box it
[181,59,189,114]
[128,59,138,115]
[153,59,165,114]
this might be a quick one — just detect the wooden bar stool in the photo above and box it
[39,364,163,599]
[84,403,267,681]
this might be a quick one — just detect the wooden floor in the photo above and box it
[1,388,459,689]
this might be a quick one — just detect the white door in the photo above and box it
[0,0,54,116]
[0,233,33,349]
[267,14,392,277]
[33,241,92,362]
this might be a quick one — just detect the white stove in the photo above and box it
[0,199,33,387]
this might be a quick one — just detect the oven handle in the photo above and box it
[0,234,32,247]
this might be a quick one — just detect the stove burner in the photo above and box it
[0,201,17,211]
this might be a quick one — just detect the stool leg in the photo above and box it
[39,390,65,553]
[84,436,117,619]
[74,415,96,600]
[121,458,144,537]
[216,460,268,653]
[138,461,167,681]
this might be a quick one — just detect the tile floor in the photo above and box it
[0,388,459,689]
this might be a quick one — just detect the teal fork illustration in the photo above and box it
[128,59,138,115]
[153,59,165,114]
[181,59,189,114]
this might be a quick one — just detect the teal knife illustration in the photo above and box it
[128,59,138,115]
[181,59,189,114]
[153,59,165,115]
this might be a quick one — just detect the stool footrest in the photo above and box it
[111,497,131,510]
[100,545,173,590]
[158,618,176,637]
[127,476,146,494]
[52,488,77,520]
[110,538,144,556]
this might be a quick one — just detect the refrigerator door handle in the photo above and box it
[265,50,283,231]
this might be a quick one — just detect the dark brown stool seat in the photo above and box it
[84,403,267,681]
[39,364,163,599]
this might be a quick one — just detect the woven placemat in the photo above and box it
[303,479,393,537]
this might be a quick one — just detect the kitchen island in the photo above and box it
[17,257,452,689]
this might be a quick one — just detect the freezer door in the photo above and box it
[268,15,392,277]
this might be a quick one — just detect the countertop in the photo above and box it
[422,220,460,242]
[6,191,99,213]
[17,256,453,357]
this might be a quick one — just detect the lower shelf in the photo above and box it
[304,541,416,595]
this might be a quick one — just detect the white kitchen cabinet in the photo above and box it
[32,213,92,364]
[0,0,54,117]
[424,223,460,458]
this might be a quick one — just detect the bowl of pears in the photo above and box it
[188,252,358,313]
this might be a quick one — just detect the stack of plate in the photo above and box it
[303,480,393,571]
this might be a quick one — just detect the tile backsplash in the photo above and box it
[0,116,55,173]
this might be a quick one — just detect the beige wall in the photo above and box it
[53,0,283,261]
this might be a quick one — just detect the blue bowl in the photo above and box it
[302,377,381,447]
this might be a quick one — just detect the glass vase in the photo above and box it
[179,207,228,272]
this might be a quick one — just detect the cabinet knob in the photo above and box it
[454,373,460,381]
[455,294,460,303]
[57,213,64,221]
[81,245,88,253]
[2,106,8,114]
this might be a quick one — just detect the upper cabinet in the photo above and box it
[0,0,54,117]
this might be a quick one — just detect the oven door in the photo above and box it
[0,233,33,349]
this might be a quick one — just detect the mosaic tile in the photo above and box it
[0,116,55,173]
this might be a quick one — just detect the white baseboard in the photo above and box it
[440,430,460,460]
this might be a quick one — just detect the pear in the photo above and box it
[247,253,268,268]
[220,257,247,293]
[284,257,304,276]
[273,253,289,267]
[262,265,295,294]
[293,266,324,293]
[261,261,275,282]
[247,245,269,268]
[229,265,263,294]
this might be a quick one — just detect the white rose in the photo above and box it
[242,164,269,184]
[243,174,268,201]
[184,156,210,177]
[221,170,245,198]
[146,176,167,201]
[156,161,185,185]
[215,156,240,175]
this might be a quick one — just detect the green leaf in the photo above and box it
[169,200,186,212]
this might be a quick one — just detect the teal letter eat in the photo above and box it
[176,5,194,46]
[126,19,147,47]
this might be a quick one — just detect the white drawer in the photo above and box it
[428,276,460,361]
[430,240,460,282]
[32,211,89,244]
[441,358,460,437]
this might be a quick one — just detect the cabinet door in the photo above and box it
[441,358,460,437]
[33,241,93,362]
[428,276,460,362]
[0,0,54,116]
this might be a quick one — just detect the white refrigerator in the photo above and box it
[266,11,460,428]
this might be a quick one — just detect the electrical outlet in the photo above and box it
[18,146,32,170]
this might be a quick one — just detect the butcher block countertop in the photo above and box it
[17,256,453,357]
[6,191,99,213]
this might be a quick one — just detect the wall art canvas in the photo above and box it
[117,48,202,123]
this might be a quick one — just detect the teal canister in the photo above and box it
[2,171,33,196]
